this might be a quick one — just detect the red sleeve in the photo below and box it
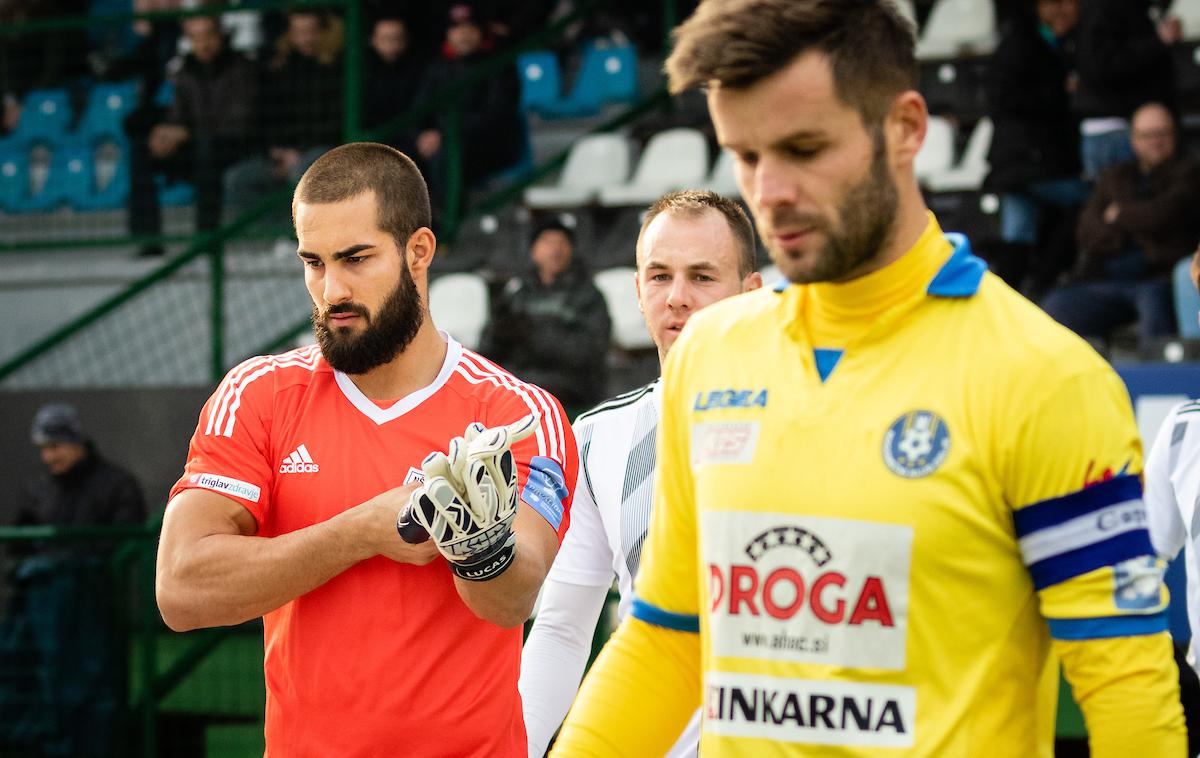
[169,356,277,528]
[485,380,578,544]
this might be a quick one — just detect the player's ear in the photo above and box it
[743,270,763,292]
[405,227,437,277]
[884,90,927,174]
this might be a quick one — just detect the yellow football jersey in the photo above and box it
[620,220,1169,755]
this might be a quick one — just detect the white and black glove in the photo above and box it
[397,414,539,581]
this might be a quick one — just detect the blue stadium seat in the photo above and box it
[0,149,28,212]
[598,44,637,104]
[55,143,130,211]
[8,88,72,148]
[157,175,195,207]
[75,80,138,145]
[517,51,561,115]
[538,40,638,118]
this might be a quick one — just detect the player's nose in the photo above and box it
[752,154,800,210]
[665,277,691,310]
[322,269,352,304]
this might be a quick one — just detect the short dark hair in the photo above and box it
[531,218,575,249]
[666,0,917,126]
[639,189,757,277]
[294,143,432,251]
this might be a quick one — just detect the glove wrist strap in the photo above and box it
[452,541,516,582]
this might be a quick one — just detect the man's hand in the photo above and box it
[402,414,539,581]
[149,124,188,158]
[1103,202,1121,225]
[356,483,439,566]
[416,129,442,159]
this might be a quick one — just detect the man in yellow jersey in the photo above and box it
[553,1,1186,756]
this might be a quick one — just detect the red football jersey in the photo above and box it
[170,337,577,757]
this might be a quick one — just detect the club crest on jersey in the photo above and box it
[694,388,768,412]
[882,410,950,479]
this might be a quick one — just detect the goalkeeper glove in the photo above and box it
[398,414,540,581]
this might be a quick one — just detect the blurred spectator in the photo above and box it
[1074,0,1177,178]
[0,403,146,758]
[364,16,425,138]
[127,15,257,256]
[415,2,524,214]
[224,10,343,209]
[0,0,89,135]
[1042,102,1200,346]
[479,220,611,414]
[984,0,1087,299]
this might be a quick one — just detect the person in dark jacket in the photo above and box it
[479,220,612,414]
[0,403,146,758]
[1042,102,1200,345]
[983,0,1088,298]
[127,14,257,255]
[1074,0,1178,177]
[414,2,524,213]
[223,10,342,209]
[364,16,426,139]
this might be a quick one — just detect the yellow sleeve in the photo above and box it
[552,327,703,754]
[1054,634,1185,758]
[1000,361,1184,752]
[1002,364,1167,629]
[552,617,701,757]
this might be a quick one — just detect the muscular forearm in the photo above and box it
[453,507,559,628]
[157,502,375,631]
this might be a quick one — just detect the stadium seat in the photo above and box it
[524,132,631,208]
[223,10,263,54]
[1172,0,1200,42]
[892,0,918,30]
[429,273,488,350]
[158,176,195,208]
[75,80,138,145]
[915,0,998,60]
[598,128,710,207]
[0,149,28,212]
[7,88,72,148]
[914,115,956,185]
[593,267,654,351]
[537,40,638,118]
[517,51,562,115]
[64,142,130,211]
[926,117,992,192]
[702,148,740,197]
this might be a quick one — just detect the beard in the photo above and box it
[313,263,424,375]
[766,130,899,284]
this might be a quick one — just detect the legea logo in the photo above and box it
[694,388,768,411]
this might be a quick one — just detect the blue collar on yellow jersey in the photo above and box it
[771,233,986,298]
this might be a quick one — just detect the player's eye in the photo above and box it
[651,273,671,282]
[301,258,322,269]
[786,143,821,160]
[695,274,715,282]
[736,151,758,167]
[345,255,366,265]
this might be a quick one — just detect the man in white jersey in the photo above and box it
[519,190,763,756]
[1144,244,1200,756]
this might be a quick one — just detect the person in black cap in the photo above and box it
[479,220,612,415]
[0,403,146,758]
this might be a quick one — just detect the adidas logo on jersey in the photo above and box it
[279,444,320,474]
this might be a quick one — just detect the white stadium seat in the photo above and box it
[429,273,489,350]
[1172,0,1200,41]
[926,117,992,192]
[524,133,632,209]
[598,128,710,207]
[702,148,740,197]
[593,267,655,351]
[914,115,956,185]
[915,0,998,59]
